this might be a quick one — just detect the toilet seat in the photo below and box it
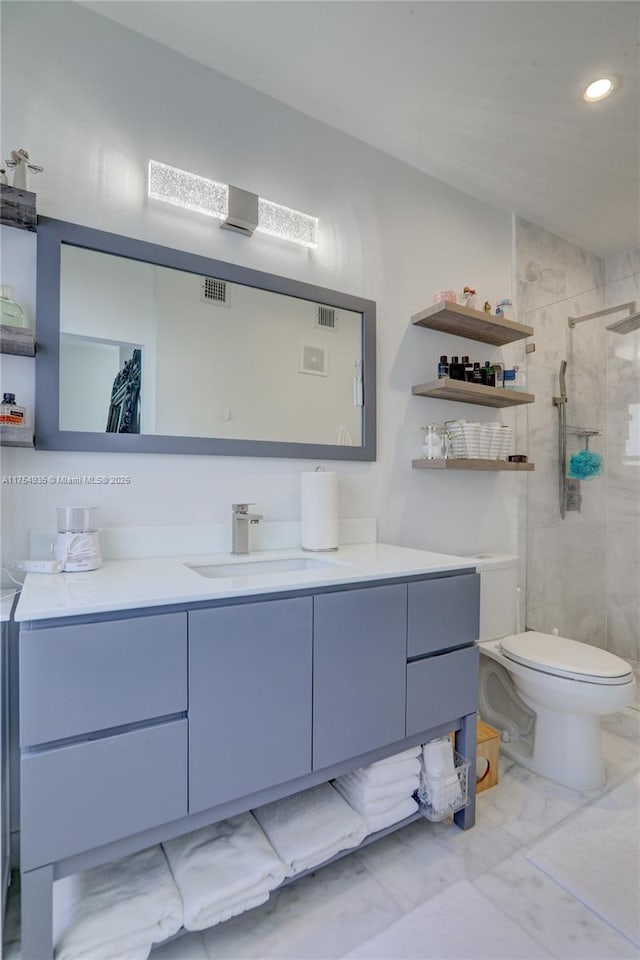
[499,632,634,685]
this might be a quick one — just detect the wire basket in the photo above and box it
[415,750,470,822]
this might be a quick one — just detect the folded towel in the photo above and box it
[373,746,421,766]
[253,782,367,877]
[333,772,420,814]
[162,813,286,931]
[364,797,419,835]
[343,757,421,789]
[53,845,182,960]
[422,737,462,815]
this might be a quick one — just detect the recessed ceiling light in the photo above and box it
[583,77,616,102]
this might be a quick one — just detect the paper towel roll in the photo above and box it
[301,471,339,552]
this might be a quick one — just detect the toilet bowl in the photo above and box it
[472,555,636,791]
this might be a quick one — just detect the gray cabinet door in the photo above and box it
[189,597,313,814]
[407,574,479,658]
[313,584,407,770]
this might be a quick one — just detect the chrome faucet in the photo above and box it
[231,503,263,555]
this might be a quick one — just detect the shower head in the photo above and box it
[568,300,639,333]
[606,310,640,335]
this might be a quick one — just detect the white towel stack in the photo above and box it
[53,845,183,960]
[333,747,421,834]
[421,737,463,816]
[162,813,287,931]
[252,782,367,877]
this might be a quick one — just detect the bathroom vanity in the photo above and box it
[15,544,480,959]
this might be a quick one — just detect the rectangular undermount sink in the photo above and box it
[186,556,343,579]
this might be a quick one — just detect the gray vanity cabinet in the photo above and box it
[189,597,313,813]
[313,584,407,770]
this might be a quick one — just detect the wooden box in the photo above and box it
[476,720,499,793]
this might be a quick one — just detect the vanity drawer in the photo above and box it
[21,719,187,870]
[406,646,478,737]
[20,612,187,747]
[407,574,479,658]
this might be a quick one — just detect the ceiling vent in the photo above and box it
[317,306,337,331]
[201,277,229,307]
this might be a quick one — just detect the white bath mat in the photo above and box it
[525,773,640,946]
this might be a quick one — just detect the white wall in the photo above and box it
[0,2,516,571]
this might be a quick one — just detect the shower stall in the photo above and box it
[521,279,640,663]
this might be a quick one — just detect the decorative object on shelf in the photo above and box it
[0,285,27,328]
[5,148,43,190]
[483,301,492,313]
[458,286,477,310]
[0,391,31,446]
[411,301,533,346]
[0,169,7,185]
[432,289,457,305]
[148,159,318,248]
[420,423,444,460]
[495,298,513,318]
[508,454,528,464]
[568,436,604,480]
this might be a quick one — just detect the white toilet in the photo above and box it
[473,555,636,791]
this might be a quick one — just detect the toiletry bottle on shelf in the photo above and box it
[514,365,527,390]
[437,355,449,378]
[493,363,504,388]
[0,393,27,440]
[471,362,483,384]
[503,369,517,390]
[449,356,463,381]
[461,355,472,382]
[0,286,27,328]
[483,361,496,387]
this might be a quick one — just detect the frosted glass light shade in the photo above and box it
[148,160,228,219]
[148,160,318,248]
[257,198,319,248]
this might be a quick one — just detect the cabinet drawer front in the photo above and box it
[407,574,479,658]
[20,612,187,746]
[189,598,312,813]
[313,583,407,770]
[406,647,478,737]
[21,719,187,870]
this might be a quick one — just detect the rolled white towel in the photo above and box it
[253,782,367,877]
[162,813,286,931]
[344,757,421,788]
[422,737,462,815]
[53,845,182,960]
[364,797,419,835]
[333,772,420,814]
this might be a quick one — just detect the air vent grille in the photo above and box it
[201,277,228,306]
[317,306,336,330]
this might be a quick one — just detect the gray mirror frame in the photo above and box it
[36,217,376,460]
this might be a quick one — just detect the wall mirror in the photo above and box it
[36,218,376,459]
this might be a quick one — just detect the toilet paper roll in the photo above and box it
[301,471,339,552]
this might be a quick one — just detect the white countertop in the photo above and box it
[14,542,476,622]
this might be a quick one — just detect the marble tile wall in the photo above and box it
[516,223,639,660]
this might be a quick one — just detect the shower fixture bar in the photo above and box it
[566,426,601,438]
[568,301,637,330]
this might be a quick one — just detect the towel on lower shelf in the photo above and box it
[363,796,419,835]
[343,756,421,789]
[162,813,286,931]
[333,771,420,814]
[252,782,367,877]
[53,844,182,960]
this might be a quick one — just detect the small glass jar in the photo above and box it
[421,424,444,459]
[0,286,27,328]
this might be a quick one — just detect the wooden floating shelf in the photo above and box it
[411,301,533,345]
[413,458,535,472]
[0,183,37,232]
[0,323,35,357]
[412,377,535,407]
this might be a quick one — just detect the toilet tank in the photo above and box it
[470,554,519,641]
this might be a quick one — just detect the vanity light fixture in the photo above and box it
[148,160,318,248]
[583,77,616,102]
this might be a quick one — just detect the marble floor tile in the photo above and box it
[199,852,402,959]
[526,773,640,947]
[474,849,640,959]
[352,813,520,912]
[340,878,552,959]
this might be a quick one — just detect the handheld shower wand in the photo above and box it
[553,361,568,518]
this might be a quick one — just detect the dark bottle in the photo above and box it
[449,355,463,381]
[461,355,473,382]
[483,361,496,387]
[471,362,483,384]
[437,355,449,378]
